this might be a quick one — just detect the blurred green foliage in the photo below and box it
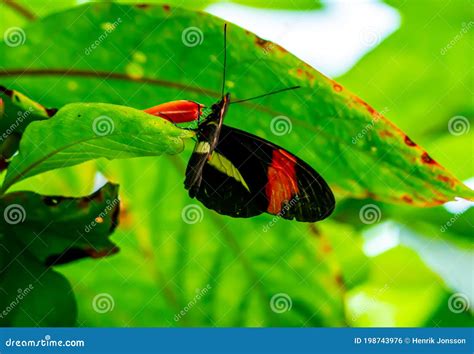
[0,0,472,328]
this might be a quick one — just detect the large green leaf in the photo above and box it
[1,103,193,192]
[0,3,471,205]
[0,182,120,326]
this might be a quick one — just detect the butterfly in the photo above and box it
[144,25,335,222]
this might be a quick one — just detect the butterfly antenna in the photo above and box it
[221,23,227,98]
[230,85,301,105]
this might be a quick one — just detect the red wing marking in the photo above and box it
[266,149,300,214]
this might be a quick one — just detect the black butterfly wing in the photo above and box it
[188,125,335,222]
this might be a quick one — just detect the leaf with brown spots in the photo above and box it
[0,182,120,326]
[0,182,120,266]
[0,3,471,206]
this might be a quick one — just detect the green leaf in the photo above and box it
[0,249,77,326]
[0,182,120,265]
[0,3,470,205]
[339,0,473,180]
[0,182,120,325]
[2,103,194,192]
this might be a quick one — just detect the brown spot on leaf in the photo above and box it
[333,83,343,92]
[322,242,332,254]
[379,130,394,138]
[135,3,150,8]
[353,96,376,115]
[437,175,455,187]
[87,246,120,259]
[421,152,437,165]
[163,4,170,11]
[432,199,446,205]
[401,195,413,204]
[255,36,268,47]
[335,274,345,288]
[366,191,378,200]
[308,223,321,237]
[404,135,416,147]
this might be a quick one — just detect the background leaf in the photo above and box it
[0,182,120,325]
